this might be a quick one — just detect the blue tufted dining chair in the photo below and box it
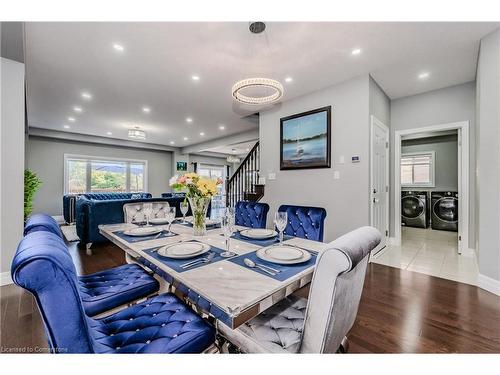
[11,231,216,353]
[235,201,270,229]
[23,213,160,317]
[24,213,63,238]
[278,205,327,242]
[218,226,381,353]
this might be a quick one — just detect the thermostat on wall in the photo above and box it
[351,156,360,163]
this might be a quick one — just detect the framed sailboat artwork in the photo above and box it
[280,106,331,170]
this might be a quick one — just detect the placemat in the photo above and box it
[228,248,317,281]
[144,243,227,273]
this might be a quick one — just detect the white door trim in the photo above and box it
[370,115,390,253]
[394,121,470,254]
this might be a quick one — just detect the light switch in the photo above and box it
[339,155,345,164]
[333,171,340,180]
[268,173,276,180]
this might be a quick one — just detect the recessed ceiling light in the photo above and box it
[418,72,430,80]
[199,132,205,136]
[191,75,200,81]
[183,137,189,141]
[106,131,112,135]
[285,77,293,83]
[63,125,70,129]
[219,125,225,130]
[186,117,193,123]
[113,43,125,52]
[68,117,76,122]
[81,92,92,100]
[351,48,362,55]
[170,141,175,145]
[73,106,82,113]
[142,106,151,113]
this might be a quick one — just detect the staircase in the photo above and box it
[226,141,264,207]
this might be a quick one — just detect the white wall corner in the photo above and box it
[1,271,13,286]
[477,274,500,296]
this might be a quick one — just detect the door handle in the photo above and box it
[373,198,379,203]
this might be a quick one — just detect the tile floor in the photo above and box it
[371,226,478,285]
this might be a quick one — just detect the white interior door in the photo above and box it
[370,116,390,254]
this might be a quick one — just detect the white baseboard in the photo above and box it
[478,274,500,296]
[1,271,13,286]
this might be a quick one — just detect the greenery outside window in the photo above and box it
[64,155,147,194]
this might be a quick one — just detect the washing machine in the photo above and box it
[431,191,458,232]
[401,191,429,228]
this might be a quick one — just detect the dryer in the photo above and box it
[431,191,458,232]
[401,191,429,229]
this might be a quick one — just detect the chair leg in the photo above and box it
[86,243,93,256]
[338,336,349,353]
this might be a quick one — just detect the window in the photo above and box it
[64,155,147,194]
[401,152,435,187]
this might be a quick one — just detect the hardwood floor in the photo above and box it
[1,241,499,353]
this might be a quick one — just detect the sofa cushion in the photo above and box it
[91,293,215,353]
[78,264,160,317]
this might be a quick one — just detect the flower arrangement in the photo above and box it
[169,173,223,235]
[169,173,222,198]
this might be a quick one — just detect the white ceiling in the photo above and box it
[203,140,257,157]
[25,22,499,148]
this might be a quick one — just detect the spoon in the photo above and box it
[244,258,277,276]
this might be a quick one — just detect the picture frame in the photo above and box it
[280,106,331,170]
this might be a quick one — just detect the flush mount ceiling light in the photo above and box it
[418,72,430,80]
[128,127,146,140]
[231,78,284,105]
[227,155,241,163]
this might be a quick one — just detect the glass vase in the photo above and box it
[188,196,211,236]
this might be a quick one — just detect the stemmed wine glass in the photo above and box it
[180,201,189,224]
[274,211,288,246]
[220,213,236,258]
[165,207,176,235]
[143,203,153,226]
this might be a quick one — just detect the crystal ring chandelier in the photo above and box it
[231,78,284,105]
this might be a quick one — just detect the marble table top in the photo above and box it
[99,220,328,328]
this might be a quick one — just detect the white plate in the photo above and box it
[256,245,311,265]
[157,242,210,259]
[149,218,170,225]
[240,228,277,239]
[123,227,163,237]
[187,217,219,226]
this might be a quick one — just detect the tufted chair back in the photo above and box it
[83,192,151,201]
[235,201,270,228]
[24,213,63,238]
[278,205,327,242]
[299,226,381,353]
[123,202,171,223]
[11,231,97,353]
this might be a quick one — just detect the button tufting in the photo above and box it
[153,313,157,316]
[129,318,134,321]
[136,328,140,332]
[116,347,121,350]
[161,323,166,327]
[146,340,151,344]
[173,334,178,338]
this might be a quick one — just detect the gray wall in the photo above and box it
[390,82,476,248]
[259,75,370,242]
[26,136,172,216]
[476,28,500,283]
[369,76,391,126]
[1,58,25,276]
[401,134,458,191]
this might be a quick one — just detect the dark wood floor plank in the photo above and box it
[1,240,499,353]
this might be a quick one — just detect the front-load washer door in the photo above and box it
[402,196,425,219]
[433,197,458,223]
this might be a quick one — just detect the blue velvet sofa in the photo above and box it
[63,193,151,224]
[75,194,202,248]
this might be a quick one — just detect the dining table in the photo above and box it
[99,218,328,330]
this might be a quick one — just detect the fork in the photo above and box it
[181,252,215,269]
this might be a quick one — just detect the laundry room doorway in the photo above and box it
[371,121,477,285]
